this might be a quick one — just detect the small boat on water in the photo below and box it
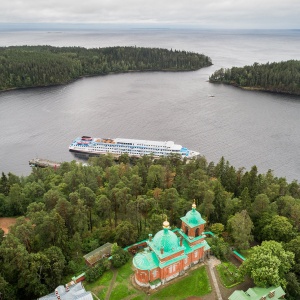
[69,136,200,159]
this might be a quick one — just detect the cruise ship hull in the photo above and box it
[69,136,200,159]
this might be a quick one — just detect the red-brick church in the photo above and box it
[133,202,210,288]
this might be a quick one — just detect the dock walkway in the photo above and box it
[29,158,61,168]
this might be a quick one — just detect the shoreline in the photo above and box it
[0,65,212,94]
[209,81,300,97]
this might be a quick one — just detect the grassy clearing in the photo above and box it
[86,262,212,300]
[110,261,138,300]
[116,261,134,283]
[85,261,141,299]
[149,266,211,300]
[129,296,145,300]
[110,284,136,300]
[84,269,114,299]
[216,261,241,288]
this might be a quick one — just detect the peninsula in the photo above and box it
[209,60,300,96]
[0,46,212,91]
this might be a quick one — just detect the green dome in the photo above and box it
[185,207,202,225]
[152,228,179,253]
[133,252,151,270]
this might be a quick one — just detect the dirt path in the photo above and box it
[188,255,254,300]
[0,217,17,234]
[105,268,118,300]
[105,256,253,300]
[211,255,254,300]
[91,291,101,300]
[206,257,223,300]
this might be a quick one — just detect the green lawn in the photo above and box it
[110,261,137,300]
[85,262,212,300]
[129,296,146,300]
[150,266,211,300]
[115,261,135,283]
[110,283,136,300]
[86,260,141,299]
[216,261,241,288]
[84,269,114,299]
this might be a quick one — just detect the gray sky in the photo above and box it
[1,0,300,29]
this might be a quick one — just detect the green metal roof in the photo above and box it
[228,286,285,300]
[203,240,211,251]
[180,207,206,228]
[148,238,185,260]
[133,247,188,270]
[123,239,147,251]
[158,252,187,268]
[132,226,210,271]
[178,228,206,243]
[181,238,208,254]
[133,250,159,270]
[233,250,246,261]
[151,227,180,253]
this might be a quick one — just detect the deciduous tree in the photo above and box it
[262,215,296,243]
[240,240,294,288]
[227,210,253,250]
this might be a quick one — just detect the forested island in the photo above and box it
[209,60,300,95]
[0,46,212,91]
[1,154,300,299]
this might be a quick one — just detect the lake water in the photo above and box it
[0,28,300,181]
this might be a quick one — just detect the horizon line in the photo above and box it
[0,22,299,31]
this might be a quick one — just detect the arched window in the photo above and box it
[195,227,199,237]
[185,226,188,235]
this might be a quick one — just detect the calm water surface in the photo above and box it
[0,29,300,181]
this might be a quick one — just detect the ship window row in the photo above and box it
[94,148,179,153]
[92,145,176,151]
[99,143,169,149]
[135,144,167,148]
[115,143,169,148]
[117,142,133,145]
[89,145,180,152]
[91,148,180,154]
[76,143,181,153]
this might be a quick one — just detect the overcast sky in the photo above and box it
[1,0,299,29]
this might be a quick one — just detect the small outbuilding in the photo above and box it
[83,242,112,267]
[228,286,285,300]
[38,282,92,300]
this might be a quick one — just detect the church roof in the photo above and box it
[178,228,206,243]
[133,250,159,270]
[132,202,209,273]
[133,248,187,270]
[147,220,185,261]
[152,227,180,253]
[181,238,210,254]
[180,202,206,228]
[229,286,285,300]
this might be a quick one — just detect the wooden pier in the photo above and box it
[29,158,61,169]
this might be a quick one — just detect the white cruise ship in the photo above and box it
[69,136,200,159]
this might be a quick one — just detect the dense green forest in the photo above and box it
[1,154,300,299]
[0,46,212,91]
[209,60,300,95]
